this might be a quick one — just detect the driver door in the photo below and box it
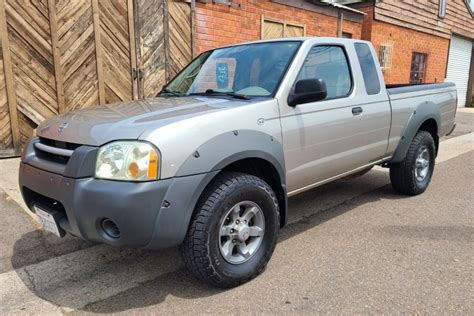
[280,45,371,194]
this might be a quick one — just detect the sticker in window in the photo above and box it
[216,63,229,89]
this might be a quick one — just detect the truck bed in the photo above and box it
[384,81,457,158]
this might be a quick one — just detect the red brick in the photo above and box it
[359,7,449,84]
[194,0,363,54]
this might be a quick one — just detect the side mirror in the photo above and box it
[288,78,327,107]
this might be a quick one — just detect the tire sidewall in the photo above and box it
[206,179,279,282]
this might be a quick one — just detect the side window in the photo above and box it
[354,43,381,95]
[297,45,352,100]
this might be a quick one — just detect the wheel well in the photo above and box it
[419,119,439,154]
[221,158,287,227]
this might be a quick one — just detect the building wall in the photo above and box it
[194,0,362,54]
[373,0,474,41]
[360,6,450,84]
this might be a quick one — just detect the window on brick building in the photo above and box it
[379,42,393,72]
[410,52,428,84]
[262,17,305,39]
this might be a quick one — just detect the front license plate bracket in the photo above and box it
[33,204,66,237]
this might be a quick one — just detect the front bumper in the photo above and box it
[19,162,217,249]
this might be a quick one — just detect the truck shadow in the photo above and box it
[11,169,408,313]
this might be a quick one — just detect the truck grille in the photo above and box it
[34,137,82,164]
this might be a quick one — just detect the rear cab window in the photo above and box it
[354,43,381,95]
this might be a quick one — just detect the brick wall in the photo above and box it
[195,0,362,54]
[195,1,450,85]
[360,7,450,84]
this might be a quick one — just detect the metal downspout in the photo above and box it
[191,0,196,57]
[337,9,343,37]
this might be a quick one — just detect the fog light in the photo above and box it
[101,218,120,239]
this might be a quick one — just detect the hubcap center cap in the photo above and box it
[236,225,250,242]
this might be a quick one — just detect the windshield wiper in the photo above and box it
[160,88,184,97]
[189,89,250,100]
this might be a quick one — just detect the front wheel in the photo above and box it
[390,131,436,195]
[180,172,280,288]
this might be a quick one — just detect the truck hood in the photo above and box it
[36,97,247,146]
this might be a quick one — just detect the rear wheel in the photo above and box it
[180,172,280,288]
[390,131,436,195]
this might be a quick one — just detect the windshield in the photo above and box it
[162,41,301,98]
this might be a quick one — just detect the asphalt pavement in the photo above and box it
[0,129,472,314]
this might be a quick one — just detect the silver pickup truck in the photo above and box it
[19,37,457,287]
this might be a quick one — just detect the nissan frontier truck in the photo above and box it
[19,38,457,288]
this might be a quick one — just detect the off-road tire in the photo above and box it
[180,172,280,288]
[390,131,436,195]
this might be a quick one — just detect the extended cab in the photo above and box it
[19,38,457,287]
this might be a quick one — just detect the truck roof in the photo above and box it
[213,37,372,51]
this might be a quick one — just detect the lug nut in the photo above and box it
[230,229,234,233]
[236,219,240,224]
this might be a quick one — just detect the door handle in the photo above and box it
[352,107,363,115]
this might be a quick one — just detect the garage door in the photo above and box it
[446,35,473,107]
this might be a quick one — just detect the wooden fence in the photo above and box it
[0,0,192,157]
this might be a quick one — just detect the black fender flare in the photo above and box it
[176,130,285,179]
[176,129,288,225]
[390,102,441,163]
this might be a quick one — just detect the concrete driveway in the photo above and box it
[0,114,473,314]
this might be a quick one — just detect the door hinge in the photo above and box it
[133,68,144,80]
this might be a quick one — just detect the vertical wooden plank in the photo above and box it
[167,1,192,78]
[6,0,58,144]
[133,0,143,99]
[163,0,170,82]
[57,0,99,112]
[190,2,195,57]
[98,0,134,104]
[48,0,65,114]
[0,2,12,152]
[128,0,138,100]
[137,0,167,98]
[0,32,12,152]
[91,0,105,105]
[0,0,20,153]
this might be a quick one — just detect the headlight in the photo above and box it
[95,141,160,181]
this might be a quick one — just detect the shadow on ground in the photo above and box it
[10,169,410,313]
